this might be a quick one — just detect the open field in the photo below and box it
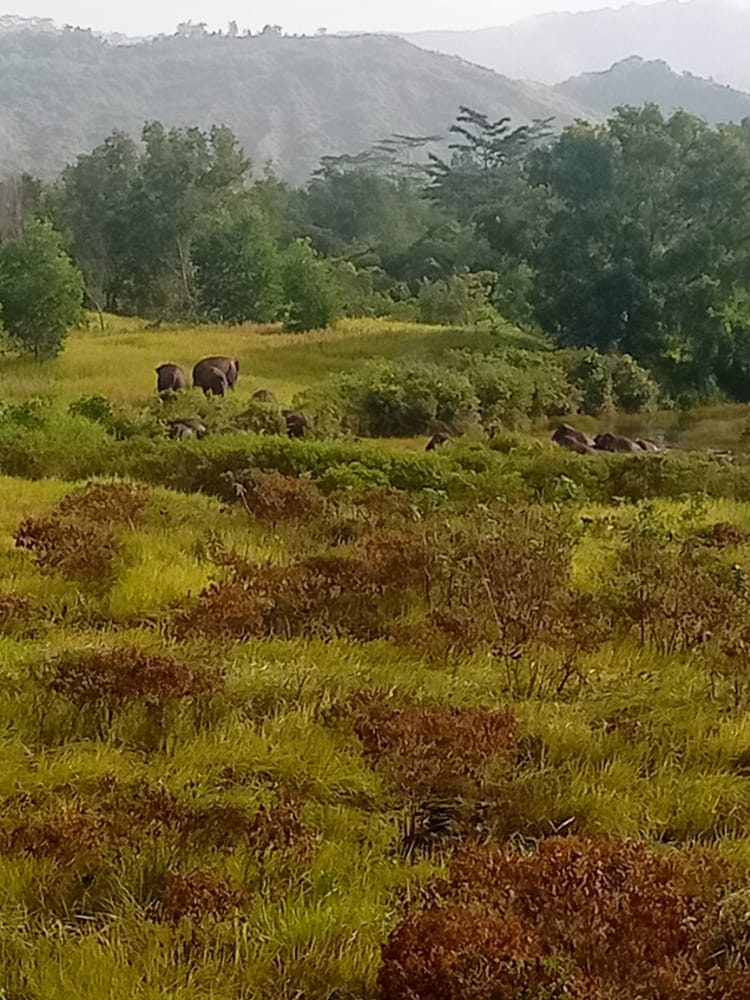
[3,318,750,998]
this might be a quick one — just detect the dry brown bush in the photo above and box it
[179,532,436,640]
[379,906,582,1000]
[15,481,149,586]
[46,648,224,708]
[160,867,245,923]
[378,836,740,1000]
[352,693,517,797]
[232,470,327,526]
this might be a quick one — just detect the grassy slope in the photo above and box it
[1,480,750,997]
[0,317,543,405]
[2,318,750,996]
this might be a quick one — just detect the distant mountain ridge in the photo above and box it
[0,26,593,183]
[404,0,750,92]
[557,56,750,126]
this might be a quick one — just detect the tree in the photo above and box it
[193,205,282,323]
[0,220,84,358]
[282,239,342,331]
[53,130,139,315]
[528,106,750,394]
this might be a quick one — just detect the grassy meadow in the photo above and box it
[3,317,750,998]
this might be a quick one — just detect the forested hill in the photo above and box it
[0,26,592,182]
[557,57,750,126]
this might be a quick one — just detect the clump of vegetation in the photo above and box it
[380,836,739,1000]
[352,693,517,797]
[15,480,149,586]
[159,867,246,924]
[45,647,224,709]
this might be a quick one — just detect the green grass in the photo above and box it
[2,317,750,997]
[0,315,543,406]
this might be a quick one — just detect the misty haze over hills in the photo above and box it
[405,0,750,91]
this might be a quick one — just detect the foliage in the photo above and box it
[193,204,282,323]
[0,219,84,357]
[282,238,342,331]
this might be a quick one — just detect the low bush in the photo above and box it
[15,481,149,586]
[352,693,517,797]
[45,648,224,708]
[380,836,739,1000]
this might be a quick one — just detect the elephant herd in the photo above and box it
[553,424,662,455]
[156,356,308,440]
[156,356,240,398]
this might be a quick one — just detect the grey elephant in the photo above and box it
[282,410,308,439]
[594,432,641,453]
[636,438,660,453]
[192,361,229,397]
[426,432,450,452]
[168,418,207,440]
[252,389,277,404]
[553,424,596,451]
[156,363,188,394]
[554,431,594,455]
[194,356,240,391]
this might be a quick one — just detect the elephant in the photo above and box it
[555,431,594,455]
[168,418,207,440]
[195,356,240,390]
[282,410,308,439]
[156,363,188,394]
[594,432,641,453]
[252,389,277,404]
[192,361,229,397]
[552,423,595,451]
[426,432,450,452]
[636,438,660,453]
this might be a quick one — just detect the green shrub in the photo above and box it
[282,239,342,332]
[417,272,497,326]
[611,353,660,413]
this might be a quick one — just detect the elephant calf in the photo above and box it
[252,389,277,404]
[168,418,207,440]
[282,410,308,439]
[156,363,188,394]
[426,432,450,452]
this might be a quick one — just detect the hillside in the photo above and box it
[405,0,750,91]
[0,26,592,182]
[557,56,750,125]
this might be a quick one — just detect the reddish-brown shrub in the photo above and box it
[380,837,741,1000]
[379,907,583,1000]
[446,838,733,991]
[701,522,748,549]
[232,470,327,526]
[0,593,37,635]
[353,694,517,796]
[179,535,435,641]
[46,648,224,707]
[160,867,245,923]
[0,799,116,874]
[15,481,149,586]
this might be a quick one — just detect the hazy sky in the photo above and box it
[5,0,696,37]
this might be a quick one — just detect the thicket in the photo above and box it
[296,348,659,438]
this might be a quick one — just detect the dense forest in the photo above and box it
[3,100,750,402]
